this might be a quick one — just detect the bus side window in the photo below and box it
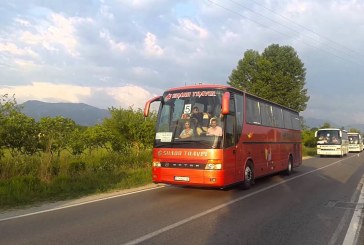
[246,97,261,124]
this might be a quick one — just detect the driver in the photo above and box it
[206,118,222,136]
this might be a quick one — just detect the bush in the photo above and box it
[303,146,316,157]
[68,161,87,176]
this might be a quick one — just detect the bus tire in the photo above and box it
[240,162,254,190]
[285,156,293,175]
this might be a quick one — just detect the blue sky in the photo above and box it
[1,0,364,126]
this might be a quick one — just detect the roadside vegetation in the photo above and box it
[0,94,157,210]
[0,93,317,210]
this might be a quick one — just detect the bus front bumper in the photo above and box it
[152,168,227,187]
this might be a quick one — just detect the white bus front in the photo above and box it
[315,129,348,157]
[348,133,363,152]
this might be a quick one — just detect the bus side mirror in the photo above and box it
[144,96,162,117]
[339,131,342,137]
[221,92,230,115]
[314,131,317,137]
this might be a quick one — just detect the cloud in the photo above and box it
[105,85,156,109]
[0,82,157,110]
[14,18,31,27]
[0,42,38,57]
[0,82,92,103]
[1,1,364,126]
[144,32,164,56]
[99,4,114,20]
[19,13,83,57]
[99,29,127,52]
[13,59,40,71]
[178,19,208,39]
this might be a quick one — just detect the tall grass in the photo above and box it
[1,145,317,210]
[303,145,317,157]
[0,148,153,210]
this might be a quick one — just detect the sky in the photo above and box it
[1,0,364,126]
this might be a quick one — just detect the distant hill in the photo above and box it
[303,117,338,129]
[20,100,110,126]
[304,117,364,132]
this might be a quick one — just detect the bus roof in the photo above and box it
[165,84,230,92]
[164,83,299,113]
[317,128,346,131]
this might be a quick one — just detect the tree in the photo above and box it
[0,111,39,155]
[228,44,309,111]
[103,107,157,152]
[320,122,332,129]
[38,116,76,156]
[349,128,361,133]
[83,124,112,154]
[302,128,317,148]
[68,128,87,155]
[0,94,26,157]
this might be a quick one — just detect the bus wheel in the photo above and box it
[285,157,293,175]
[240,162,254,190]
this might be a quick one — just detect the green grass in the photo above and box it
[0,149,153,210]
[303,146,317,157]
[0,145,318,210]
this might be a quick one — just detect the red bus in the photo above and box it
[144,84,302,189]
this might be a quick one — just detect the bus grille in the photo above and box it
[161,162,206,169]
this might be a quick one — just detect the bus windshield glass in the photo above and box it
[154,89,224,149]
[348,135,360,144]
[317,130,341,145]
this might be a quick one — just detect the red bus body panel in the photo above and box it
[152,148,231,187]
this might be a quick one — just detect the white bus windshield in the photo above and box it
[154,89,224,149]
[348,135,360,144]
[316,130,341,145]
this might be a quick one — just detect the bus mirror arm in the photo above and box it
[144,96,162,117]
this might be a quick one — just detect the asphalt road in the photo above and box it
[1,153,364,245]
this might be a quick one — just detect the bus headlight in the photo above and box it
[153,162,161,167]
[205,163,222,170]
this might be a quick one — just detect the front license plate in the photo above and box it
[174,176,190,182]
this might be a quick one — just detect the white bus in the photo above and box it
[315,128,349,157]
[348,132,363,152]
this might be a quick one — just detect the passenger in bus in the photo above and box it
[190,106,203,125]
[179,121,194,139]
[191,106,211,134]
[206,118,222,136]
[332,136,339,144]
[318,135,328,143]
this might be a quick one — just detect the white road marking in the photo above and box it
[124,155,357,245]
[0,185,165,222]
[342,175,364,245]
[327,176,363,245]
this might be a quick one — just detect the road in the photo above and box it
[1,153,364,245]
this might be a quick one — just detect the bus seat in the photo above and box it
[189,118,199,136]
[202,113,210,131]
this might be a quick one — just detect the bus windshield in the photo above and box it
[348,135,360,144]
[155,89,224,149]
[316,130,341,145]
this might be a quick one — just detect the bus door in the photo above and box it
[223,113,237,185]
[232,94,244,183]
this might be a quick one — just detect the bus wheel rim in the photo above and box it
[245,166,252,181]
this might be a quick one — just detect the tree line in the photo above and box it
[0,94,157,159]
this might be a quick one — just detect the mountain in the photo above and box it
[304,117,364,132]
[20,100,110,126]
[303,117,338,129]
